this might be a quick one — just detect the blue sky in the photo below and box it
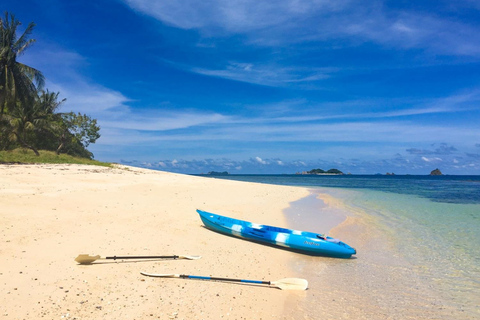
[5,0,480,174]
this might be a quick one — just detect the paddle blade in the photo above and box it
[271,278,308,290]
[140,272,179,278]
[179,255,202,260]
[75,254,101,264]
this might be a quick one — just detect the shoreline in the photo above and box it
[287,186,477,320]
[284,191,348,235]
[1,164,312,319]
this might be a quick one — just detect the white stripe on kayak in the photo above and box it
[275,233,289,247]
[231,224,244,237]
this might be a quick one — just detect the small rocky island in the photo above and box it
[430,168,443,176]
[205,171,229,175]
[298,168,344,175]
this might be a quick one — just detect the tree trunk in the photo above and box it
[31,146,40,156]
[15,132,40,156]
[56,132,65,155]
[56,142,64,155]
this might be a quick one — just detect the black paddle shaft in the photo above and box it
[106,255,179,260]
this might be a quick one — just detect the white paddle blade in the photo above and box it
[271,278,308,290]
[140,272,180,278]
[75,254,102,264]
[179,255,202,260]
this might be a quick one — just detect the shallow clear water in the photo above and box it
[327,188,480,318]
[198,174,480,318]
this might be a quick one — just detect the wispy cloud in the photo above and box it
[21,45,132,115]
[81,86,480,150]
[51,82,131,115]
[407,143,458,155]
[122,0,480,56]
[122,0,346,34]
[27,45,478,153]
[160,58,335,87]
[191,62,333,87]
[100,111,230,131]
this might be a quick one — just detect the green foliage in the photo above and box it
[326,168,343,174]
[61,112,100,148]
[0,12,101,160]
[206,171,229,175]
[2,91,59,155]
[0,12,45,116]
[307,168,325,174]
[0,148,110,166]
[306,168,344,175]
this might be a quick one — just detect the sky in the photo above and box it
[4,0,480,174]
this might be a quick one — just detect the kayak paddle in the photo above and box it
[75,254,201,264]
[140,272,308,290]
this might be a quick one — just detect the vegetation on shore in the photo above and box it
[0,148,110,166]
[303,168,344,175]
[206,171,229,175]
[0,12,100,160]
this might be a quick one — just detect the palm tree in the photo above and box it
[4,90,63,156]
[0,12,45,117]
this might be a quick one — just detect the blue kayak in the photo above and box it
[197,209,356,258]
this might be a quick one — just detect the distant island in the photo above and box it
[430,168,443,176]
[298,168,344,175]
[206,171,229,176]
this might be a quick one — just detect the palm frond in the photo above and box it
[14,22,36,54]
[16,38,36,57]
[0,11,43,114]
[16,62,44,89]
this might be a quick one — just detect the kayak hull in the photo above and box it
[197,209,356,258]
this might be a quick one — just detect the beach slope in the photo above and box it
[1,164,311,319]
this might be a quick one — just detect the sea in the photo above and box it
[195,174,480,319]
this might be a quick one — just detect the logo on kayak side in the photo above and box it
[304,241,320,246]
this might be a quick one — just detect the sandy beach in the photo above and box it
[4,164,471,320]
[1,164,313,319]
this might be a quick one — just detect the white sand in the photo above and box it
[1,164,312,319]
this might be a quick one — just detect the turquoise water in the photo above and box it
[195,174,480,204]
[198,174,480,318]
[330,188,479,318]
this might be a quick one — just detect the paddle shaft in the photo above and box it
[179,274,270,285]
[106,255,181,260]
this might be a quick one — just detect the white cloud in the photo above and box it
[51,81,131,115]
[158,162,167,168]
[122,0,480,56]
[120,150,480,174]
[255,157,267,164]
[123,0,343,33]
[100,111,229,131]
[22,46,132,116]
[191,62,332,87]
[24,46,235,139]
[421,156,443,162]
